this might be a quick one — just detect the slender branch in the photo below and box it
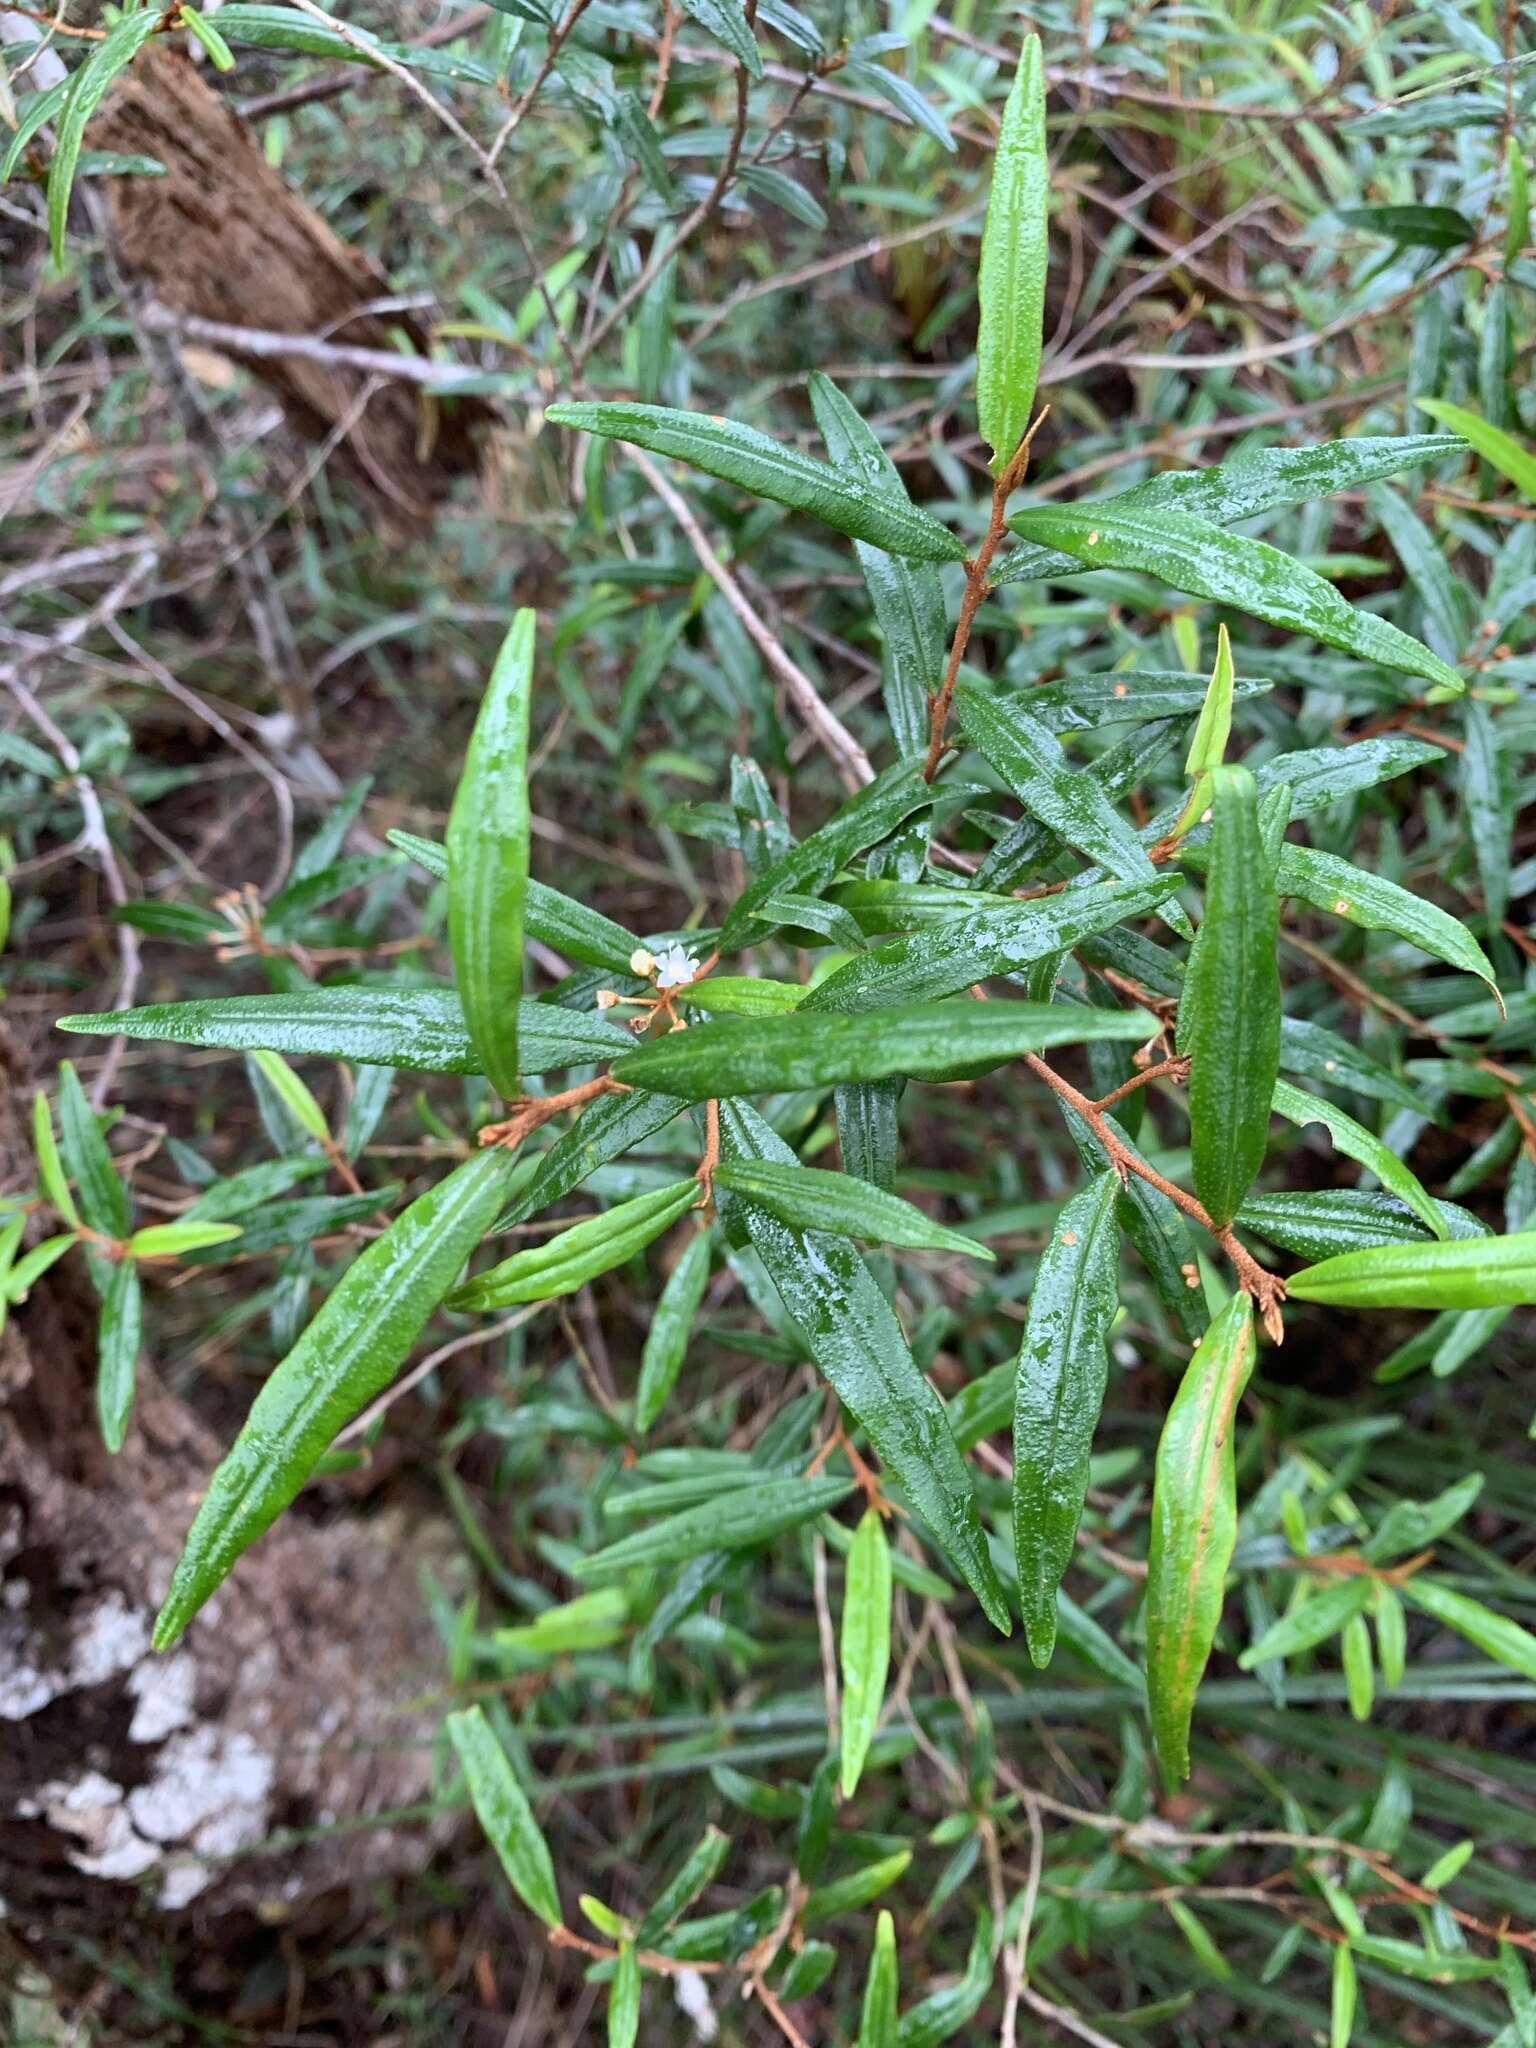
[1092,1053,1189,1113]
[478,1074,628,1150]
[922,418,1047,781]
[1024,1051,1286,1341]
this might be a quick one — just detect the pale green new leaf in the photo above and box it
[445,1704,562,1927]
[840,1507,893,1797]
[1145,1295,1256,1784]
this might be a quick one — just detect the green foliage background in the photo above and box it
[4,1,1536,2042]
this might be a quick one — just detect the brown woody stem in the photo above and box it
[477,1074,628,1152]
[1024,1052,1286,1342]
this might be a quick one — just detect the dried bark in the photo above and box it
[0,1018,462,1930]
[87,44,489,531]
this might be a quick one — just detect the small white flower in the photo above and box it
[653,943,700,991]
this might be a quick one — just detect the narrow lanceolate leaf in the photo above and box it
[56,1060,129,1239]
[447,609,534,1099]
[153,1146,517,1648]
[1013,1173,1121,1667]
[128,1221,242,1258]
[1177,767,1279,1227]
[33,1091,79,1229]
[445,1705,561,1928]
[1273,844,1498,998]
[48,7,164,264]
[450,1179,698,1311]
[723,1102,1010,1634]
[1238,1578,1372,1668]
[1416,398,1536,501]
[1006,502,1464,695]
[496,1085,687,1232]
[715,1160,992,1260]
[677,0,762,76]
[635,1227,713,1434]
[575,1475,854,1580]
[804,875,1182,1014]
[250,1048,330,1144]
[840,1508,893,1798]
[1145,1295,1256,1785]
[1271,1079,1448,1241]
[995,436,1466,587]
[1236,1189,1456,1262]
[636,1826,731,1946]
[1400,1576,1536,1682]
[59,989,632,1077]
[97,1258,142,1454]
[858,1910,899,2048]
[546,402,965,562]
[896,1910,994,2048]
[976,32,1047,473]
[721,759,933,951]
[809,374,946,757]
[608,1943,640,2048]
[1287,1234,1536,1310]
[613,1000,1155,1101]
[955,680,1160,893]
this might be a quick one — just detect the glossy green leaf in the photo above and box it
[801,1850,912,1929]
[1278,1016,1426,1119]
[546,402,965,562]
[1013,1172,1121,1666]
[722,1102,1010,1633]
[1006,502,1464,695]
[1341,1612,1373,1721]
[387,829,642,974]
[635,1226,713,1434]
[575,1474,854,1580]
[1400,1576,1536,1682]
[608,1942,640,2048]
[678,0,761,75]
[840,1507,893,1797]
[1,78,69,186]
[809,374,946,757]
[675,976,805,1016]
[896,1909,994,2048]
[494,1587,629,1659]
[153,1145,517,1647]
[250,1048,330,1144]
[1417,398,1536,502]
[48,7,163,264]
[56,1060,129,1239]
[976,32,1046,472]
[445,1704,561,1927]
[812,878,1183,1018]
[1235,1188,1462,1262]
[636,1825,730,1945]
[1286,1233,1536,1309]
[614,999,1153,1102]
[184,1158,328,1224]
[715,1159,992,1260]
[128,1221,243,1258]
[4,1232,76,1304]
[1331,1942,1357,2048]
[1340,202,1475,249]
[1363,1472,1483,1562]
[1271,1078,1447,1241]
[859,1909,899,2048]
[1238,1577,1372,1667]
[1273,842,1497,996]
[1177,767,1279,1227]
[955,679,1161,894]
[33,1091,79,1229]
[447,608,534,1099]
[1024,667,1272,731]
[721,759,933,951]
[59,989,631,1077]
[97,1257,141,1454]
[1462,696,1511,929]
[996,436,1464,586]
[450,1178,698,1311]
[1374,1586,1407,1689]
[1145,1295,1256,1785]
